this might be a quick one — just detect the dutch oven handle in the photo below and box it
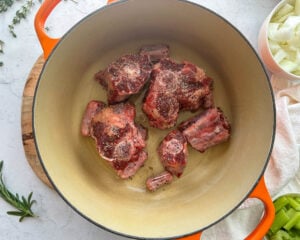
[177,177,275,240]
[34,1,275,239]
[34,0,60,59]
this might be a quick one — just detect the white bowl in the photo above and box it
[258,0,300,80]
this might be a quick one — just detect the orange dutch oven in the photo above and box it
[33,0,276,239]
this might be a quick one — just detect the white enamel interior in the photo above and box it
[33,0,275,238]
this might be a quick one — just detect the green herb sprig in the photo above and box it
[0,0,15,13]
[0,0,76,66]
[0,160,36,222]
[0,40,3,67]
[9,0,34,37]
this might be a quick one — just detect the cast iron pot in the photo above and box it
[33,0,276,239]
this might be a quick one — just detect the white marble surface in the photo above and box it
[0,0,295,239]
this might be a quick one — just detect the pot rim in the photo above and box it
[32,0,276,239]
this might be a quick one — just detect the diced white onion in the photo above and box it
[274,49,287,63]
[282,15,300,27]
[270,26,294,41]
[269,39,281,53]
[272,3,294,22]
[280,59,298,72]
[268,0,300,76]
[296,50,300,64]
[295,0,300,14]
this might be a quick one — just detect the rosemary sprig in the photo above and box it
[0,0,15,13]
[0,40,3,53]
[0,40,3,67]
[0,0,75,66]
[8,0,34,37]
[0,161,36,222]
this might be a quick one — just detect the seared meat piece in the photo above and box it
[110,150,148,179]
[95,54,152,104]
[201,89,214,109]
[178,107,231,153]
[142,59,181,129]
[158,130,188,177]
[142,58,214,129]
[146,130,188,192]
[90,103,147,164]
[146,171,173,191]
[142,91,180,129]
[139,44,170,63]
[82,101,148,179]
[177,63,214,111]
[81,100,106,136]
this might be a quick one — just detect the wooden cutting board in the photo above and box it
[21,55,53,188]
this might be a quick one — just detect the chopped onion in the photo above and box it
[274,48,288,63]
[268,0,300,76]
[272,3,294,20]
[296,0,300,14]
[268,39,281,52]
[280,59,298,72]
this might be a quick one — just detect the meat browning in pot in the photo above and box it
[139,44,170,63]
[109,150,148,179]
[142,58,214,129]
[146,130,188,191]
[178,107,231,152]
[95,54,152,104]
[142,90,180,129]
[158,130,188,177]
[177,62,214,111]
[146,171,173,192]
[81,101,148,179]
[201,89,214,109]
[85,45,231,190]
[80,100,106,136]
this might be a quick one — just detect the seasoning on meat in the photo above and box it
[158,130,188,177]
[95,54,152,104]
[81,101,148,179]
[142,58,214,129]
[80,100,106,136]
[85,44,231,191]
[178,107,231,152]
[109,150,148,179]
[146,130,188,192]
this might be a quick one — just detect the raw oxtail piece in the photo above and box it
[139,44,170,63]
[80,100,106,136]
[146,171,173,192]
[82,101,148,179]
[143,58,214,129]
[158,130,188,177]
[178,107,231,152]
[95,54,152,104]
